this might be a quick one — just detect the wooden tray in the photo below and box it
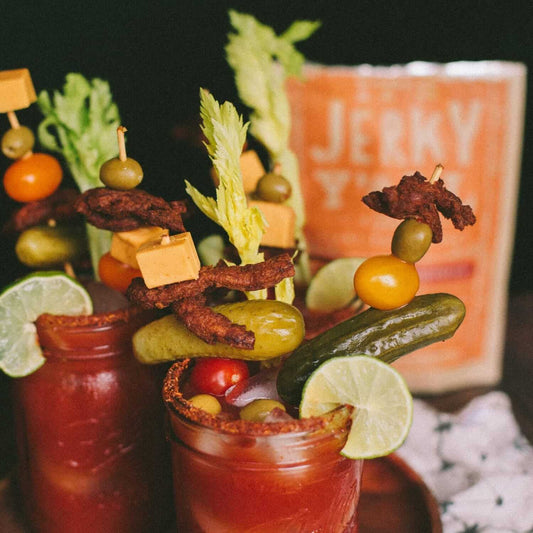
[360,454,442,532]
[1,454,441,532]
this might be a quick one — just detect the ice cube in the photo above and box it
[225,366,281,407]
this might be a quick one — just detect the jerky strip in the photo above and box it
[362,172,476,243]
[171,296,255,349]
[3,189,81,234]
[74,187,188,233]
[127,253,295,310]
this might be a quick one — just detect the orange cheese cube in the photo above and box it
[240,150,266,193]
[212,150,266,191]
[0,69,37,113]
[110,226,169,269]
[249,200,296,249]
[136,232,201,289]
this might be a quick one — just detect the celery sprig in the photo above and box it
[37,73,121,279]
[185,89,265,298]
[185,89,294,303]
[226,10,320,284]
[186,89,264,267]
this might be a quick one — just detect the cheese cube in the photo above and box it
[212,150,266,192]
[0,69,37,113]
[136,232,201,288]
[110,226,169,269]
[249,200,296,249]
[240,150,266,193]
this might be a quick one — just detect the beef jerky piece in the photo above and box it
[3,189,81,234]
[74,187,187,233]
[362,172,476,243]
[127,253,295,310]
[172,296,255,349]
[433,182,477,232]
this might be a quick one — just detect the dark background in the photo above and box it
[1,0,532,293]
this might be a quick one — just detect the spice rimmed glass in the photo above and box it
[164,360,363,533]
[12,306,173,533]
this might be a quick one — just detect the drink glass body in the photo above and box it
[164,360,363,533]
[12,307,173,533]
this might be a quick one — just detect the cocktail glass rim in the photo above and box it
[163,359,354,439]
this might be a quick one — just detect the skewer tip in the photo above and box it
[429,164,444,184]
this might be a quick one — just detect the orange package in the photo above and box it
[287,61,527,393]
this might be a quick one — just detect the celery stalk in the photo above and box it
[37,73,121,279]
[186,89,295,302]
[226,10,320,284]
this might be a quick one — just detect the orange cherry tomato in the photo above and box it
[98,252,142,294]
[3,153,63,202]
[353,254,419,310]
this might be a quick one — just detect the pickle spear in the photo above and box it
[277,293,466,406]
[133,299,305,364]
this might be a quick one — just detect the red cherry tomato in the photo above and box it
[353,254,419,310]
[189,358,250,396]
[4,153,62,202]
[98,252,142,294]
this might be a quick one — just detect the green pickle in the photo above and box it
[133,299,305,363]
[277,293,466,406]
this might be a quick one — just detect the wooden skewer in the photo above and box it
[7,110,20,129]
[64,262,76,279]
[273,162,282,175]
[429,164,444,184]
[117,126,128,162]
[45,218,76,278]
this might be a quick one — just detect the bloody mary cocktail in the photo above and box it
[163,360,363,533]
[12,306,173,533]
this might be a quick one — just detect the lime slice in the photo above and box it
[300,355,413,459]
[305,257,366,312]
[0,271,93,377]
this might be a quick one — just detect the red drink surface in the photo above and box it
[12,307,173,533]
[164,360,363,533]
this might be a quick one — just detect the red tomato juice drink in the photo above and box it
[12,307,173,533]
[163,360,363,533]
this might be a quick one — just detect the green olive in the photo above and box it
[1,126,35,159]
[189,394,222,415]
[391,219,433,263]
[99,157,143,190]
[239,399,286,422]
[15,225,88,268]
[255,172,292,203]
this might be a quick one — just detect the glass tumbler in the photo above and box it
[164,360,363,533]
[12,307,172,533]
